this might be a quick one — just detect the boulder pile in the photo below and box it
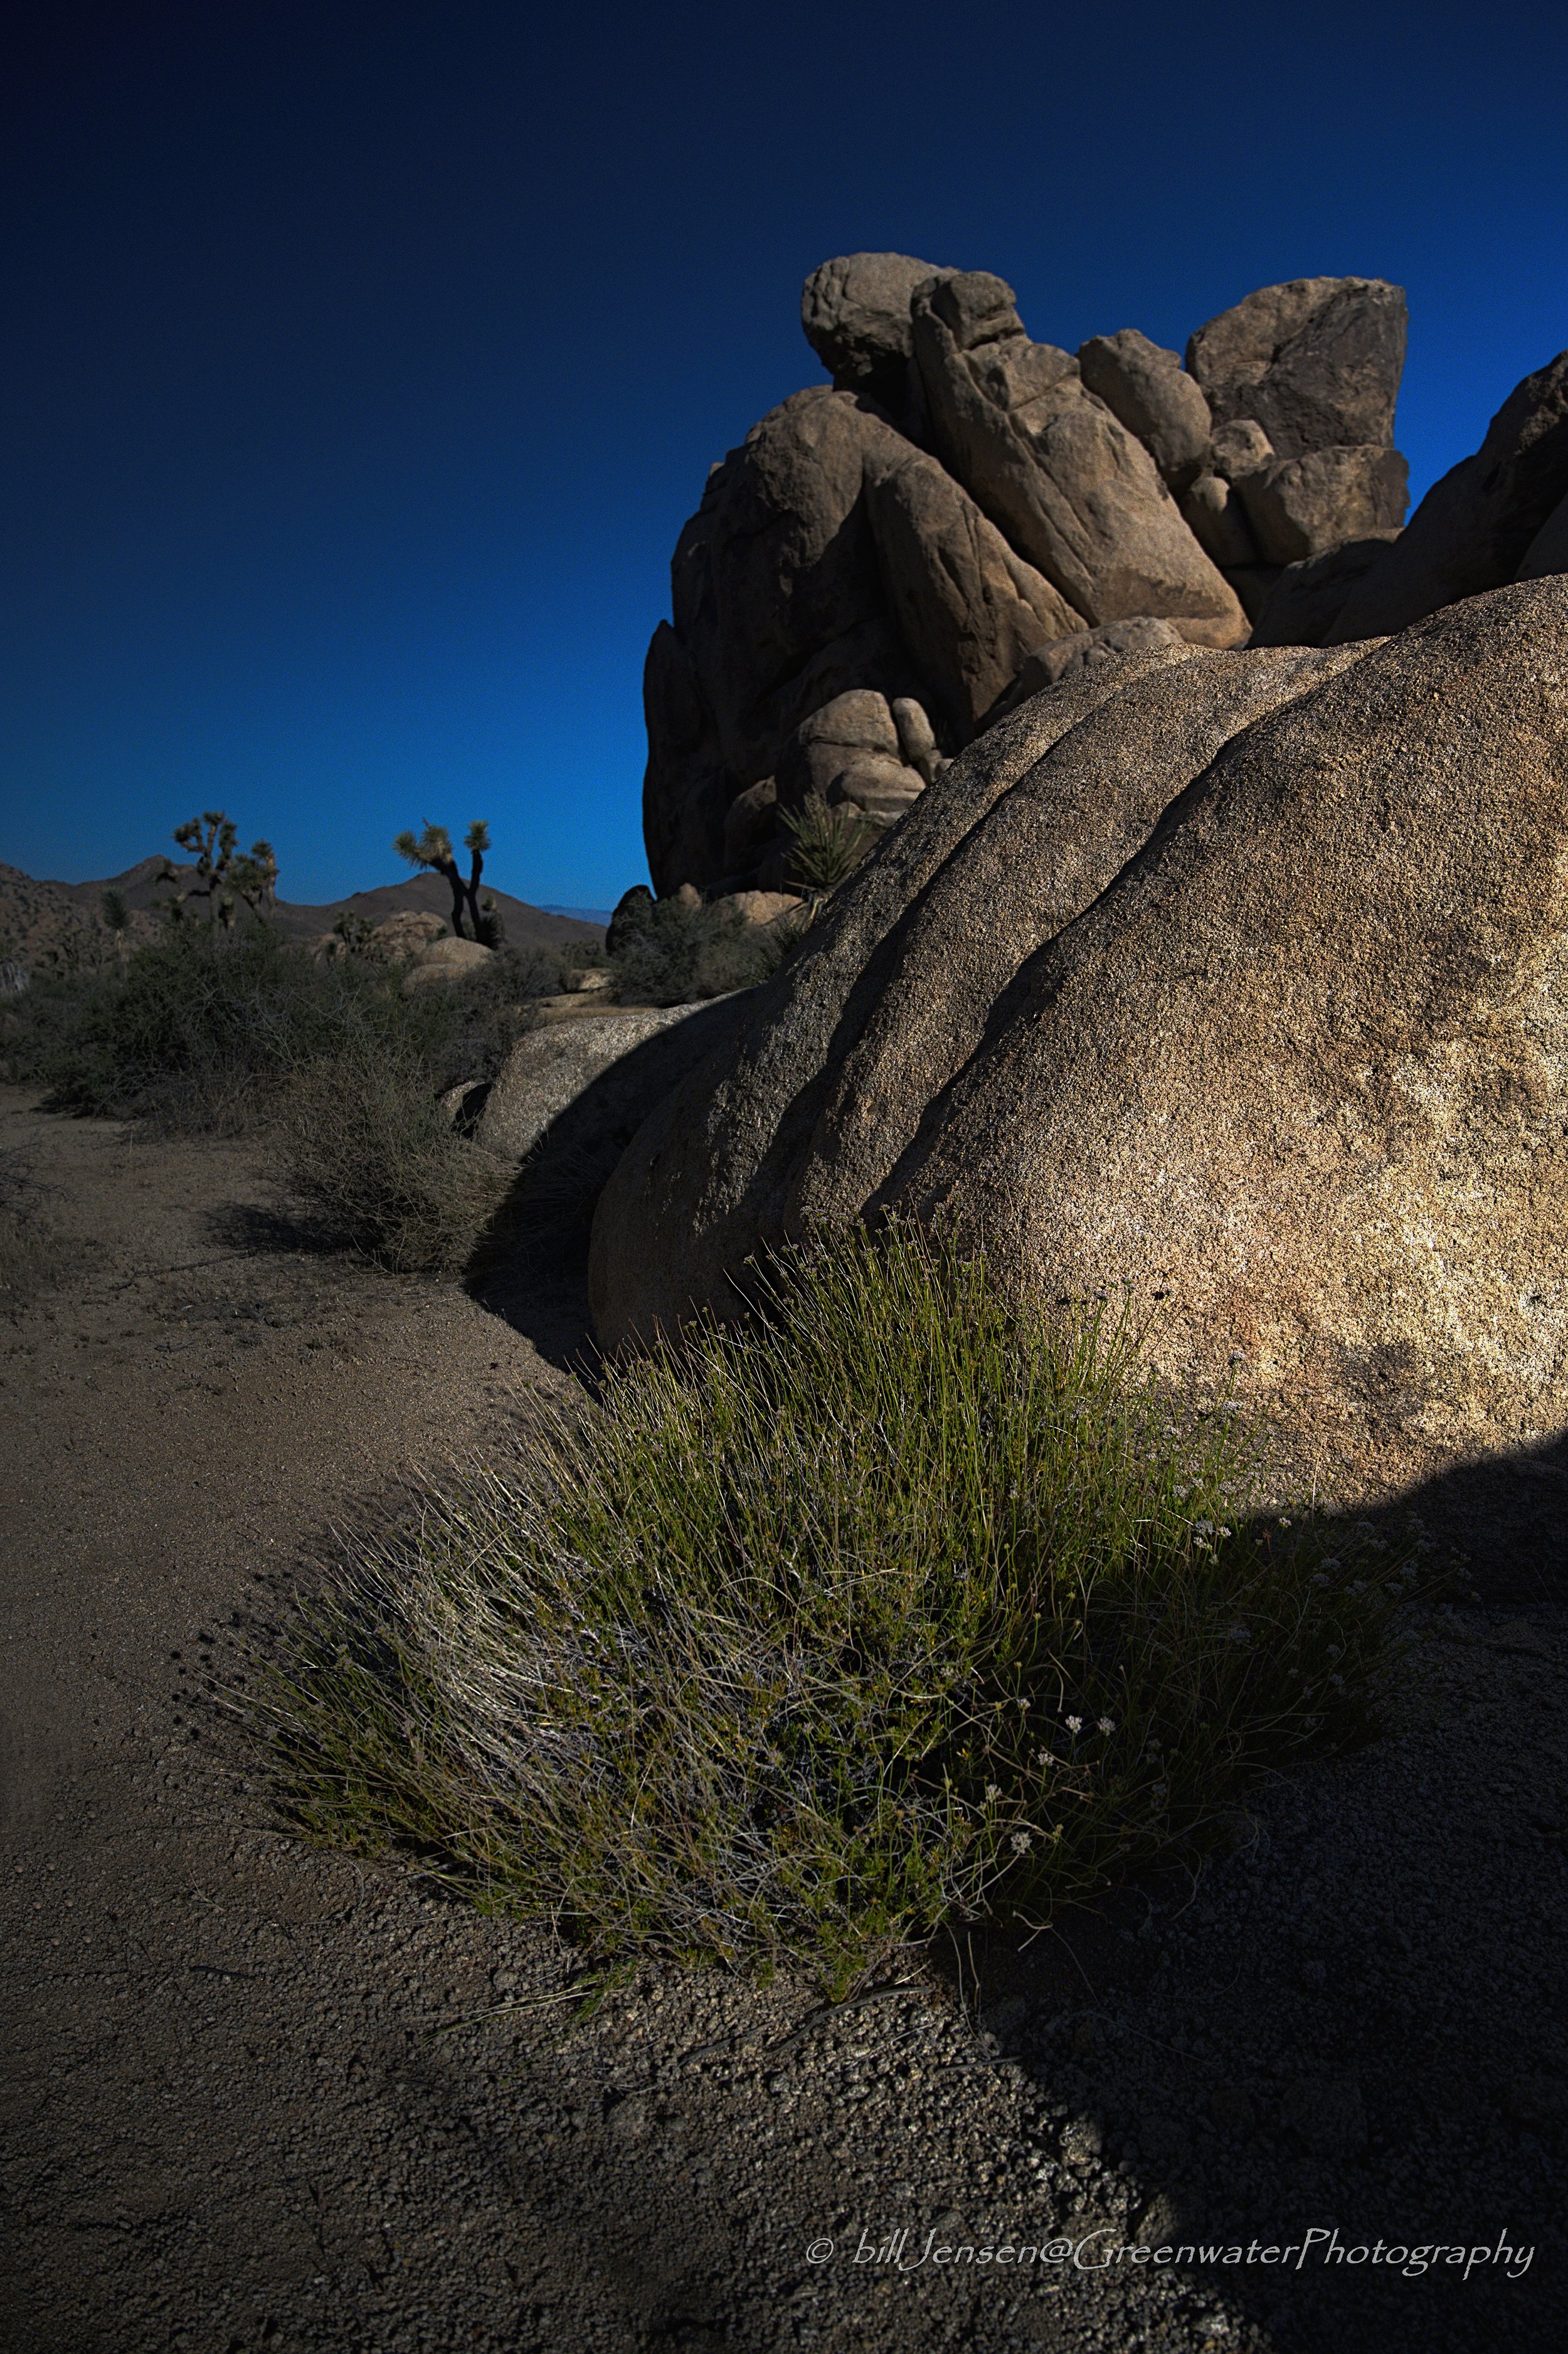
[642,255,1412,895]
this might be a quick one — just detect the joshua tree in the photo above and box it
[230,839,278,921]
[157,812,277,928]
[393,820,498,941]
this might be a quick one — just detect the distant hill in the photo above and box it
[265,874,605,949]
[1,857,605,965]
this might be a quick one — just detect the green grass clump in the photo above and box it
[258,1223,1422,1990]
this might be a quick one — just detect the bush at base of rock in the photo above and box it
[607,889,784,1007]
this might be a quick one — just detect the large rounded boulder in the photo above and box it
[593,580,1568,1497]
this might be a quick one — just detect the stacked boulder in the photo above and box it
[642,254,1411,896]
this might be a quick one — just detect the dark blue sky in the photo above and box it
[3,0,1565,908]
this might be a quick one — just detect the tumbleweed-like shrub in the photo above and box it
[258,1222,1422,1990]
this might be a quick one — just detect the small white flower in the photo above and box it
[1010,1830,1033,1854]
[1227,1626,1251,1643]
[1278,1516,1293,1529]
[1064,1714,1083,1733]
[985,1784,1001,1802]
[1310,1572,1330,1587]
[1320,1556,1340,1571]
[1325,1643,1342,1660]
[1193,1519,1215,1537]
[1097,1716,1116,1734]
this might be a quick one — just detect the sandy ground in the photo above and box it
[1,1086,1563,2353]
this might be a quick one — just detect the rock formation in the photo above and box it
[641,257,1412,895]
[596,578,1568,1502]
[1326,353,1568,641]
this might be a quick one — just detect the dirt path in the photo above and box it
[1,1089,1562,2353]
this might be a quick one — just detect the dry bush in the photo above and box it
[275,1039,512,1273]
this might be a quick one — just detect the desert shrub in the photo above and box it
[0,926,366,1127]
[414,945,557,1091]
[779,793,877,893]
[0,925,551,1133]
[608,893,781,1005]
[258,1222,1424,1991]
[275,1038,512,1273]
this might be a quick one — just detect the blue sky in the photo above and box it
[3,0,1565,908]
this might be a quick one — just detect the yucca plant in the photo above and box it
[778,793,877,894]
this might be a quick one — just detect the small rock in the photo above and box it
[1060,2116,1104,2166]
[1134,2193,1185,2244]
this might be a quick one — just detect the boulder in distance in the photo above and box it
[912,277,1247,645]
[477,1002,744,1164]
[800,252,951,391]
[861,436,1084,736]
[1247,533,1401,647]
[403,935,494,989]
[1237,445,1409,566]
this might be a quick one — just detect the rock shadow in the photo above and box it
[927,1437,1567,2352]
[464,996,751,1369]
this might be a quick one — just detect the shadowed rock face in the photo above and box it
[596,578,1568,1501]
[1185,276,1408,458]
[1330,352,1568,642]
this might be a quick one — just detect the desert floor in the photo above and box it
[1,1085,1561,2353]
